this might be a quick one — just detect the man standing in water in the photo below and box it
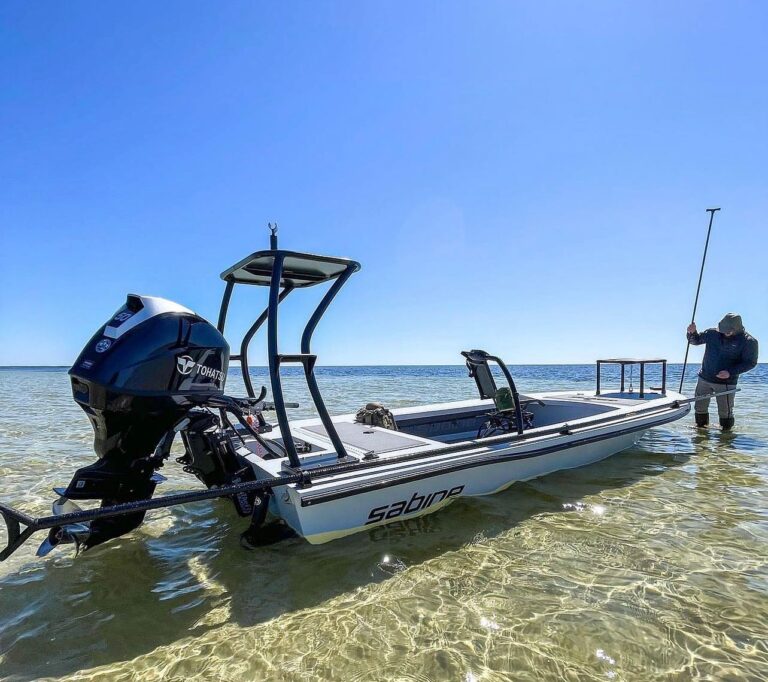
[686,313,759,430]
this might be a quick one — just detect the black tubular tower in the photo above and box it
[216,228,361,469]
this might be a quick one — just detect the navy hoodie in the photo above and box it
[687,329,759,384]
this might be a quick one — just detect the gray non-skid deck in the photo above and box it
[303,422,426,454]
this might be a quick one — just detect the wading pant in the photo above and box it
[694,377,735,418]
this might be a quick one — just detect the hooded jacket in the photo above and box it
[687,314,759,384]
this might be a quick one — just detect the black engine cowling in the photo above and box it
[62,294,229,548]
[70,293,228,463]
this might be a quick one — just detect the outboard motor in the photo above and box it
[60,294,229,550]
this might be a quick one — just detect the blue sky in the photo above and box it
[1,2,765,365]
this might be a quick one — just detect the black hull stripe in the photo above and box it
[300,411,685,507]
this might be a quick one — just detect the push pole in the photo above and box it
[679,208,720,392]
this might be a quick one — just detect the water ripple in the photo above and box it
[0,366,766,680]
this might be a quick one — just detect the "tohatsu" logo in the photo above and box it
[176,355,225,383]
[365,485,465,524]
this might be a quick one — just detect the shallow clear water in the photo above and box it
[0,365,766,681]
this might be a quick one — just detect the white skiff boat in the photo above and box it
[0,228,691,560]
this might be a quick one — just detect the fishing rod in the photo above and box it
[679,208,720,393]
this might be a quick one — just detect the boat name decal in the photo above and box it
[365,485,464,524]
[176,355,225,383]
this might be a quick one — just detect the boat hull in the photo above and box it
[277,425,648,544]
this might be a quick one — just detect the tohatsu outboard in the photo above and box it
[61,294,230,552]
[0,224,696,564]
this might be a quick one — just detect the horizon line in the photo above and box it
[1,361,752,370]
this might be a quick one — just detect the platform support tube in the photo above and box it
[216,280,235,333]
[596,361,602,396]
[267,254,301,468]
[301,266,356,460]
[240,287,293,397]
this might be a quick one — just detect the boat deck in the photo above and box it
[302,422,432,455]
[240,390,679,480]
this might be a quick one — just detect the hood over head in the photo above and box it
[718,313,744,335]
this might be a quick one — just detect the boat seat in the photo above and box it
[461,349,498,400]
